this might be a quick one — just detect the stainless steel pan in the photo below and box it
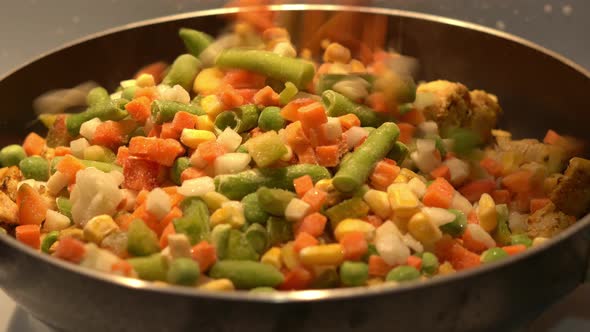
[0,4,589,332]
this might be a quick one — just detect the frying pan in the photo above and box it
[0,4,589,332]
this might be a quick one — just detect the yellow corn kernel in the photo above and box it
[438,262,456,275]
[315,178,342,207]
[334,218,376,242]
[501,151,517,175]
[299,48,312,60]
[198,278,235,291]
[349,59,366,73]
[136,73,155,87]
[387,183,420,219]
[323,42,351,63]
[261,247,283,270]
[315,179,334,192]
[393,174,409,184]
[209,205,245,229]
[366,278,385,287]
[83,215,119,244]
[363,189,392,219]
[477,193,497,232]
[299,244,344,266]
[59,227,84,241]
[532,237,549,247]
[202,192,230,211]
[210,208,230,228]
[201,95,224,118]
[193,68,224,95]
[400,168,422,180]
[180,129,216,149]
[281,241,300,270]
[407,212,442,246]
[197,115,214,132]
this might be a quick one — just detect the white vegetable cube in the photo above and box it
[322,117,343,143]
[79,118,102,141]
[43,210,71,232]
[411,150,441,174]
[216,127,243,152]
[190,150,208,168]
[374,221,410,266]
[444,158,470,185]
[119,189,138,211]
[213,153,251,175]
[407,177,427,199]
[466,224,495,249]
[167,233,192,259]
[178,176,215,197]
[284,198,311,222]
[418,121,438,137]
[70,137,90,159]
[162,84,191,104]
[345,126,369,150]
[272,41,297,57]
[46,171,69,195]
[451,192,473,216]
[421,207,456,226]
[416,139,436,153]
[80,243,121,273]
[146,188,171,220]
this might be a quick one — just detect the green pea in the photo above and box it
[41,231,60,253]
[420,252,439,275]
[19,156,49,181]
[510,234,533,248]
[440,209,467,237]
[167,258,200,286]
[386,265,420,282]
[86,86,110,107]
[258,106,285,132]
[127,254,167,281]
[56,197,73,221]
[340,261,369,287]
[0,145,26,167]
[241,192,270,225]
[481,248,509,264]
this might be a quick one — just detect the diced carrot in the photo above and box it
[191,240,217,272]
[159,222,176,249]
[116,146,129,166]
[368,255,392,277]
[294,145,317,164]
[125,96,151,123]
[363,215,384,228]
[160,206,182,231]
[543,129,562,145]
[430,164,451,181]
[54,237,86,263]
[280,98,315,122]
[196,141,225,163]
[284,121,310,150]
[123,157,163,191]
[131,203,161,235]
[293,232,319,253]
[530,198,551,214]
[297,212,327,237]
[219,88,245,109]
[234,88,257,104]
[180,167,207,182]
[16,184,48,226]
[115,213,135,231]
[399,109,425,125]
[458,179,496,203]
[461,228,489,253]
[93,120,137,150]
[435,237,480,270]
[299,102,328,133]
[111,260,135,277]
[135,190,149,207]
[293,175,314,197]
[134,86,159,101]
[172,111,198,132]
[513,192,531,213]
[502,244,527,256]
[502,170,532,194]
[159,123,177,140]
[223,69,266,89]
[397,122,416,144]
[302,188,327,212]
[148,124,162,137]
[15,224,40,249]
[406,255,422,270]
[370,159,401,191]
[491,190,511,205]
[54,146,71,157]
[423,177,455,208]
[253,86,280,107]
[467,210,479,224]
[134,61,168,84]
[366,92,388,113]
[340,231,368,261]
[338,114,361,131]
[128,136,185,167]
[279,266,312,290]
[480,157,503,177]
[55,155,86,183]
[23,132,45,156]
[315,145,340,167]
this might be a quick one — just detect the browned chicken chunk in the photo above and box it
[550,157,590,217]
[0,191,17,224]
[526,202,575,238]
[0,166,23,201]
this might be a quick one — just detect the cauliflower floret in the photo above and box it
[70,168,123,227]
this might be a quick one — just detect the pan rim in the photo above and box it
[1,3,589,303]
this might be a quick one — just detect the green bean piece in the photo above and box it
[167,258,200,286]
[179,28,213,57]
[19,156,49,181]
[162,54,201,91]
[127,254,167,281]
[510,234,533,248]
[0,145,26,167]
[322,90,393,127]
[310,268,340,289]
[249,287,276,293]
[210,224,232,260]
[170,157,190,185]
[266,217,293,246]
[241,193,270,225]
[258,106,285,132]
[387,141,409,165]
[66,100,127,136]
[214,111,241,134]
[440,209,467,237]
[86,87,110,107]
[174,197,210,245]
[493,204,511,246]
[386,265,420,282]
[481,248,509,264]
[340,261,369,287]
[226,229,259,261]
[256,187,295,217]
[41,231,60,253]
[215,164,331,200]
[325,197,370,230]
[420,252,439,275]
[315,73,374,95]
[398,103,413,115]
[50,156,122,174]
[245,223,268,254]
[56,197,73,221]
[434,137,447,159]
[279,82,298,106]
[209,260,284,289]
[361,244,379,262]
[151,100,205,124]
[216,49,315,89]
[447,127,482,156]
[121,85,138,101]
[333,122,399,193]
[236,104,259,132]
[127,219,160,257]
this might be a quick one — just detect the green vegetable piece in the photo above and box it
[19,156,49,181]
[310,268,340,289]
[179,28,213,57]
[386,265,421,282]
[121,85,138,101]
[398,103,413,115]
[83,145,116,163]
[241,193,270,225]
[340,261,369,287]
[162,53,201,91]
[215,164,331,200]
[440,209,467,237]
[151,100,205,124]
[325,197,370,230]
[256,187,295,217]
[174,197,210,245]
[447,127,482,156]
[210,224,232,260]
[236,144,249,154]
[435,137,447,159]
[167,258,200,286]
[258,106,285,132]
[322,90,393,127]
[127,219,160,257]
[279,82,298,106]
[249,287,276,293]
[420,252,439,275]
[510,234,533,248]
[246,131,288,168]
[216,49,315,89]
[494,204,511,246]
[209,260,284,289]
[387,141,409,165]
[56,197,73,221]
[66,100,127,136]
[481,247,509,264]
[170,157,190,185]
[361,244,379,262]
[266,217,293,246]
[333,122,399,193]
[236,104,259,133]
[316,74,374,96]
[86,87,110,107]
[0,145,26,167]
[245,223,268,254]
[41,231,60,253]
[127,254,167,281]
[214,111,241,133]
[226,229,259,261]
